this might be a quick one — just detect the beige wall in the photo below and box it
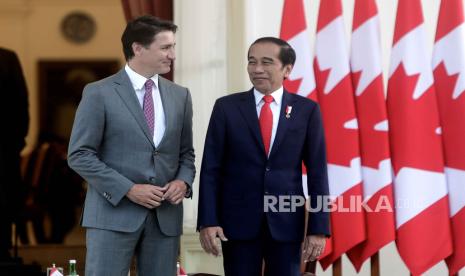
[0,0,126,152]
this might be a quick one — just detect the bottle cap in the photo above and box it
[70,259,76,264]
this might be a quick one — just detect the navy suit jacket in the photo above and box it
[197,89,329,242]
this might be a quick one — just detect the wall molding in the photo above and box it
[180,227,224,275]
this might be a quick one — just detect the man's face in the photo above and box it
[138,31,176,75]
[247,42,292,95]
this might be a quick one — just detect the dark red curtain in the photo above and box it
[121,0,172,21]
[121,0,174,80]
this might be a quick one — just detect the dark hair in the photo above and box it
[121,15,177,61]
[248,37,296,67]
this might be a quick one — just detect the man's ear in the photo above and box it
[132,42,143,57]
[283,64,293,79]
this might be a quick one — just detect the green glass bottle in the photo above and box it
[69,259,78,276]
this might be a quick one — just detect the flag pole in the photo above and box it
[333,258,342,276]
[370,252,380,276]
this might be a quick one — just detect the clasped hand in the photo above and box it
[126,179,187,208]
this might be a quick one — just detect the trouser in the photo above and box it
[85,212,179,276]
[222,218,301,276]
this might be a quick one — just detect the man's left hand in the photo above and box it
[302,234,326,262]
[163,179,188,204]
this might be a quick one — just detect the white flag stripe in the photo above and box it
[287,30,316,97]
[315,17,351,94]
[445,167,465,216]
[433,24,465,99]
[389,25,434,100]
[327,157,363,197]
[351,15,383,96]
[361,159,392,200]
[394,167,448,228]
[343,118,358,129]
[374,120,389,131]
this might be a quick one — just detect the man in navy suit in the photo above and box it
[197,37,330,276]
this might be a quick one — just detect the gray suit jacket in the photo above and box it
[68,69,195,236]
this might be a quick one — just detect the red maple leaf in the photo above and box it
[284,78,318,102]
[284,78,303,95]
[314,59,361,166]
[434,62,465,170]
[352,72,391,169]
[387,64,445,174]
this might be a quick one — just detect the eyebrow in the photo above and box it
[160,42,176,47]
[247,56,274,62]
[262,57,274,62]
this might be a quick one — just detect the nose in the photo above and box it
[167,48,176,60]
[252,64,264,73]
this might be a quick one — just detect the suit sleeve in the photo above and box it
[197,100,226,230]
[67,84,134,206]
[304,104,330,236]
[175,88,196,197]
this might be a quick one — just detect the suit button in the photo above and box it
[265,167,270,171]
[153,150,159,156]
[265,191,269,195]
[149,177,155,182]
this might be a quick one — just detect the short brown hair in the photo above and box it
[121,15,177,61]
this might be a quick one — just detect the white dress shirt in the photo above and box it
[254,87,283,155]
[125,64,166,147]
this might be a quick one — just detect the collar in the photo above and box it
[125,64,159,90]
[253,86,284,106]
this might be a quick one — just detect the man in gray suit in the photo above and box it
[68,15,195,276]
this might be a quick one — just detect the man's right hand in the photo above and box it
[126,184,167,209]
[199,226,228,257]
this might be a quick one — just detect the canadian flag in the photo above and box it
[346,0,395,271]
[433,0,465,274]
[279,0,332,260]
[313,0,366,269]
[387,0,453,275]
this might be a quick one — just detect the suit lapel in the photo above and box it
[269,91,295,159]
[113,69,155,148]
[156,77,174,148]
[238,90,266,155]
